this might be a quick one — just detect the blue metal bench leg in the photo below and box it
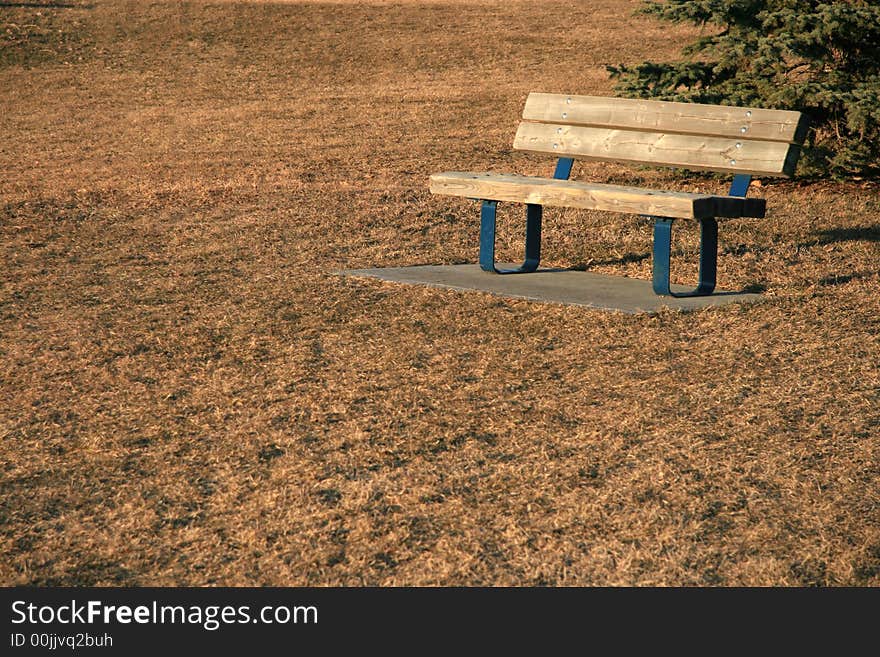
[479,200,542,274]
[652,216,718,296]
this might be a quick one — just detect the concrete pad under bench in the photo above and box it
[341,265,763,314]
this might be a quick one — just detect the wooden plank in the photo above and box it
[523,93,810,144]
[513,122,801,176]
[429,172,766,219]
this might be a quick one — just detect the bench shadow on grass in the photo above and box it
[500,223,879,292]
[564,252,766,295]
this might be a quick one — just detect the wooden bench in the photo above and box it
[429,94,809,296]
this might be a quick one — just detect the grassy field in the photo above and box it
[1,0,878,586]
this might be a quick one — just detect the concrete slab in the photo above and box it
[341,264,763,314]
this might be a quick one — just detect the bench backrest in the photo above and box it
[513,94,809,177]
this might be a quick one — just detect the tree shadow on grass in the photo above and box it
[816,271,877,287]
[807,225,880,287]
[814,224,880,244]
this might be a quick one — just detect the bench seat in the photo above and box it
[429,171,766,220]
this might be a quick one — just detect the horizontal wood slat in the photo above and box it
[523,93,810,144]
[513,122,800,176]
[429,172,766,220]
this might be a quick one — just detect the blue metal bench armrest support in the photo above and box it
[650,173,752,297]
[478,158,574,274]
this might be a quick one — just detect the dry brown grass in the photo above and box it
[1,0,878,586]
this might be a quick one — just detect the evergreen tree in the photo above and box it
[608,1,880,178]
